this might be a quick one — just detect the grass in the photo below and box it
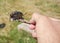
[0,0,60,43]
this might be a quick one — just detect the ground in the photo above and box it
[0,0,60,43]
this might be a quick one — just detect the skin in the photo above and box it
[29,13,60,43]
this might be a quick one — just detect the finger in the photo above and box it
[29,16,36,25]
[29,12,40,25]
[29,24,35,30]
[31,30,37,38]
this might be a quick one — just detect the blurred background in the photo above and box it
[0,0,60,43]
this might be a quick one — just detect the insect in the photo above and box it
[10,11,24,21]
[10,11,31,24]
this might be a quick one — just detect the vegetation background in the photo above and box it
[0,0,60,43]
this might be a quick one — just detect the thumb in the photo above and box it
[29,12,40,24]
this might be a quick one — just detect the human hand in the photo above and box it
[29,13,60,43]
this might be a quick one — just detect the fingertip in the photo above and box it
[29,18,36,25]
[31,31,37,38]
[29,24,35,30]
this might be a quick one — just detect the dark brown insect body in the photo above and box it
[10,11,24,20]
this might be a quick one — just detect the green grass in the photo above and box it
[0,0,60,43]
